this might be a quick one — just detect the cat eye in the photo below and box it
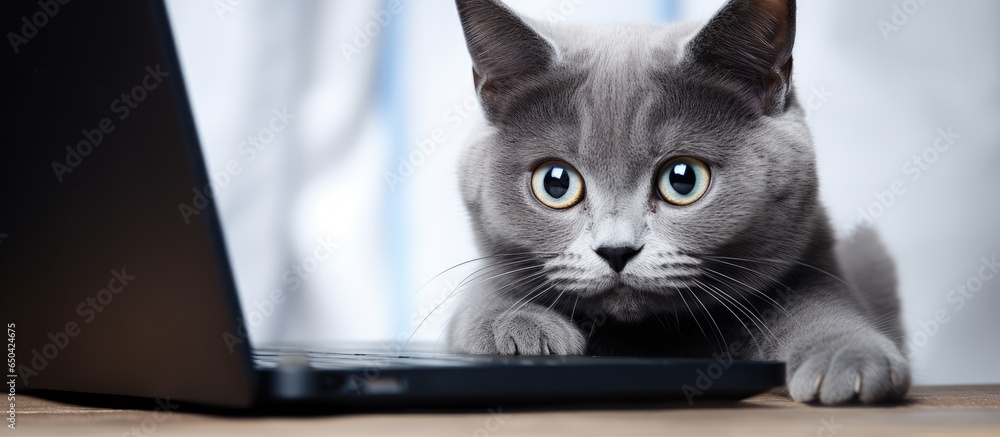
[531,161,585,209]
[656,157,711,206]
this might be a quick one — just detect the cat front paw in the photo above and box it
[787,334,910,405]
[454,308,585,355]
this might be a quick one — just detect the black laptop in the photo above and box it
[0,0,783,409]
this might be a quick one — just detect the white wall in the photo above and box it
[165,0,1000,385]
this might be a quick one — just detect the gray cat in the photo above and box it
[447,0,909,405]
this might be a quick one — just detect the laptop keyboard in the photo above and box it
[251,346,656,370]
[252,347,499,370]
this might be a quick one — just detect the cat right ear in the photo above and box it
[455,0,555,120]
[687,0,796,116]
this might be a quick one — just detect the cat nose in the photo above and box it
[595,246,642,273]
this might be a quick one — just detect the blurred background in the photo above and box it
[163,0,1000,385]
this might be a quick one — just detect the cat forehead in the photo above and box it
[541,22,700,68]
[521,22,755,122]
[513,29,748,138]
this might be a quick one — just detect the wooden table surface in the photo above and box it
[10,386,1000,436]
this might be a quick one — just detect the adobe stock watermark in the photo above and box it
[340,0,405,63]
[384,94,478,191]
[222,236,340,353]
[906,254,998,354]
[840,126,960,238]
[878,0,931,41]
[212,0,244,22]
[468,407,508,437]
[177,107,296,224]
[120,398,179,437]
[680,340,746,404]
[802,85,835,118]
[6,0,71,55]
[16,268,136,386]
[50,65,170,182]
[545,0,588,24]
[817,417,844,437]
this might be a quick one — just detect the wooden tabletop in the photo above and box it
[10,386,1000,436]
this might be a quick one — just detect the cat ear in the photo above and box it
[687,0,796,116]
[455,0,556,119]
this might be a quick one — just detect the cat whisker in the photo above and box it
[569,295,581,323]
[695,277,777,345]
[699,267,789,315]
[546,286,569,312]
[678,283,711,346]
[669,297,682,332]
[480,273,557,316]
[429,273,555,354]
[497,281,558,321]
[444,263,546,303]
[697,256,797,298]
[703,255,851,288]
[586,309,598,344]
[416,252,559,297]
[684,285,730,359]
[693,279,758,346]
[406,267,549,347]
[447,258,546,300]
[652,312,673,336]
[704,280,775,342]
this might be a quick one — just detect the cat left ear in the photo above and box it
[687,0,796,116]
[455,0,556,119]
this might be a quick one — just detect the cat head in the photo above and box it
[455,0,823,321]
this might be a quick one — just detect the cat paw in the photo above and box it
[787,335,910,405]
[456,308,585,355]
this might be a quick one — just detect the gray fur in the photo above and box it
[447,0,909,405]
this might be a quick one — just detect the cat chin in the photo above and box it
[595,286,666,323]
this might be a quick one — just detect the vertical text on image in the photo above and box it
[6,323,16,430]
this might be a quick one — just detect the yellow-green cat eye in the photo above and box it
[657,157,711,206]
[531,161,585,209]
